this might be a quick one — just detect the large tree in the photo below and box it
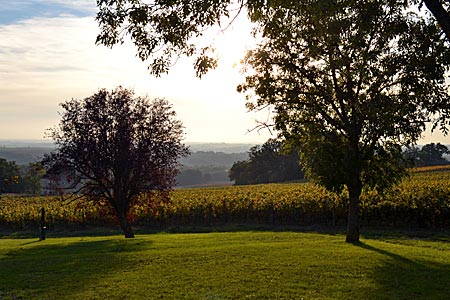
[96,1,450,242]
[238,1,449,242]
[43,87,189,238]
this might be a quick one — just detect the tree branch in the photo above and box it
[424,0,450,41]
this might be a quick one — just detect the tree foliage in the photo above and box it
[404,142,450,167]
[96,0,245,77]
[22,163,46,195]
[229,139,304,185]
[43,87,189,238]
[95,0,450,242]
[96,0,450,78]
[0,160,46,195]
[0,158,21,194]
[238,0,450,242]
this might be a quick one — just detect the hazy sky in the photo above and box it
[0,0,274,144]
[0,1,448,145]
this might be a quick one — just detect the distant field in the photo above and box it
[1,166,450,232]
[411,164,450,173]
[1,231,450,299]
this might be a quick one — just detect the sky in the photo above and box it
[0,0,274,144]
[0,1,449,145]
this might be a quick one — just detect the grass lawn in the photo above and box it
[1,230,450,299]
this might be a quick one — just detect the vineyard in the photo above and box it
[1,167,450,231]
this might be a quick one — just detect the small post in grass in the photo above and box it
[39,207,46,241]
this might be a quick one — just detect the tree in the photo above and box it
[228,161,250,185]
[96,0,242,77]
[22,162,46,195]
[404,143,450,166]
[237,1,449,242]
[96,0,450,78]
[229,139,304,185]
[96,1,450,242]
[0,158,21,194]
[420,143,450,165]
[43,87,189,238]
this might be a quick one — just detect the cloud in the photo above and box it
[0,14,274,143]
[1,4,446,145]
[0,0,95,25]
[41,0,95,11]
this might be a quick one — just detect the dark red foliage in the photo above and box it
[43,87,190,237]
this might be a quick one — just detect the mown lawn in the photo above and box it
[1,231,450,299]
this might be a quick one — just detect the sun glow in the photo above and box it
[208,15,256,71]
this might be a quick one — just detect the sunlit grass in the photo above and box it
[1,231,450,299]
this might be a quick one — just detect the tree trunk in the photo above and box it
[118,210,135,238]
[346,185,361,243]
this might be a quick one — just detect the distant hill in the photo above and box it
[180,151,248,168]
[187,143,255,154]
[0,147,52,165]
[0,140,255,188]
[0,141,252,167]
[177,151,249,187]
[0,139,54,148]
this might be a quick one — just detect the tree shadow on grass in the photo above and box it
[0,224,350,240]
[0,238,151,299]
[0,225,125,239]
[136,223,349,235]
[355,242,450,299]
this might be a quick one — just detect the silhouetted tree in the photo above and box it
[229,139,304,185]
[96,1,450,243]
[43,87,189,238]
[96,0,450,78]
[228,161,250,186]
[237,1,449,242]
[404,143,450,167]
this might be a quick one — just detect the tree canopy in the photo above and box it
[22,163,46,195]
[96,0,450,77]
[0,160,46,195]
[238,0,449,242]
[404,142,450,167]
[0,158,21,194]
[43,87,189,238]
[96,0,450,242]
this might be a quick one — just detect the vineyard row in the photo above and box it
[1,170,449,230]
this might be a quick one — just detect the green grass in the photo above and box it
[1,231,450,299]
